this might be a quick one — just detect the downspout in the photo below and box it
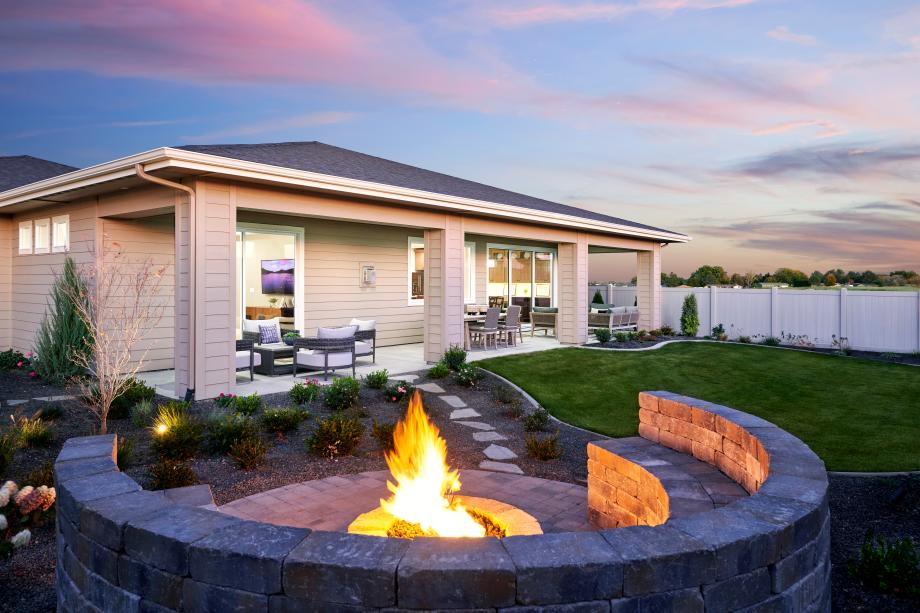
[135,164,196,400]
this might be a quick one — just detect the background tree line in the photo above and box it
[655,266,920,288]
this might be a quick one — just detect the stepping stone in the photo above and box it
[479,460,524,475]
[416,382,445,394]
[6,400,28,406]
[400,374,418,382]
[34,395,74,401]
[483,444,517,461]
[472,431,507,442]
[450,408,481,420]
[439,395,467,408]
[456,421,495,431]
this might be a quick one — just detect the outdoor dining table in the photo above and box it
[463,311,506,350]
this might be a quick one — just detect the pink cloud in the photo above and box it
[767,26,817,46]
[751,120,845,139]
[482,0,757,28]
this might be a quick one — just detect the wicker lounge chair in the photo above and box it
[235,339,262,381]
[293,325,358,380]
[530,306,557,336]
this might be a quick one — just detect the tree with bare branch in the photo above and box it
[64,242,168,434]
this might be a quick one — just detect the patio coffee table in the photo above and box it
[253,343,294,376]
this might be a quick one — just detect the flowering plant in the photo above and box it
[215,392,237,408]
[383,380,415,402]
[1,479,55,559]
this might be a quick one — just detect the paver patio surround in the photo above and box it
[53,391,830,612]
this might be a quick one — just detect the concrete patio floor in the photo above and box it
[140,332,564,399]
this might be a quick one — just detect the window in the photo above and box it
[408,237,424,304]
[18,221,32,255]
[52,215,69,253]
[33,218,50,254]
[464,241,476,304]
[487,247,509,306]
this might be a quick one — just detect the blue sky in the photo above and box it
[0,0,918,280]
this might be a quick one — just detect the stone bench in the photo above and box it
[54,390,830,612]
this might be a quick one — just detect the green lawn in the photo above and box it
[477,343,920,472]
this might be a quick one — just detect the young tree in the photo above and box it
[680,294,700,337]
[592,289,605,304]
[34,257,91,385]
[64,244,167,434]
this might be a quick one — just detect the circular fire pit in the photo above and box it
[53,391,831,612]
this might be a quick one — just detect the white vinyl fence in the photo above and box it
[588,283,920,353]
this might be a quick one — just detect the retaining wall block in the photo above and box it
[397,536,516,609]
[503,531,624,604]
[81,490,171,551]
[118,554,184,610]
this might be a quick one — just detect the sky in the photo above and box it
[0,0,918,282]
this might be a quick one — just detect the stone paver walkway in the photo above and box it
[218,469,591,533]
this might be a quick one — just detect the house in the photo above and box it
[0,142,688,399]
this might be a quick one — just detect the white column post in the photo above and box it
[607,283,615,306]
[770,287,779,338]
[710,285,718,334]
[557,234,589,344]
[423,216,465,362]
[636,245,661,331]
[839,287,848,343]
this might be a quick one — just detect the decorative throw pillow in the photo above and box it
[349,318,376,331]
[259,323,281,344]
[317,325,358,339]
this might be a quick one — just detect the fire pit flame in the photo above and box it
[379,391,486,538]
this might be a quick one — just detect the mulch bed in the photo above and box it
[2,367,918,612]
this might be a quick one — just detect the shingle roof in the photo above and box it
[177,141,683,237]
[0,155,78,193]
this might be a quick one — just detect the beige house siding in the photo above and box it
[101,215,176,371]
[236,210,425,347]
[10,198,97,353]
[637,247,662,331]
[0,217,11,348]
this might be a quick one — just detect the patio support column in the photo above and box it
[0,217,11,350]
[557,233,588,344]
[423,215,465,362]
[174,190,191,398]
[636,245,662,331]
[191,180,237,400]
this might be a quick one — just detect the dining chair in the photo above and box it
[469,307,500,349]
[500,305,523,347]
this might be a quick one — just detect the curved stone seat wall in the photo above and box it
[55,391,830,612]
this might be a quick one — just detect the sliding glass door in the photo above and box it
[236,224,303,337]
[486,244,555,320]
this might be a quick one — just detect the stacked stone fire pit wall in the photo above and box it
[54,391,830,612]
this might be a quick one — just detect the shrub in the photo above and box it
[614,332,628,343]
[850,530,919,596]
[130,399,154,428]
[99,378,155,420]
[229,436,268,470]
[150,405,203,460]
[637,329,648,339]
[760,336,781,347]
[627,331,639,341]
[524,408,550,432]
[680,294,700,336]
[323,377,360,411]
[116,437,134,470]
[261,407,309,433]
[149,459,198,490]
[25,461,55,487]
[592,289,605,304]
[659,325,675,336]
[454,364,482,387]
[504,401,525,419]
[0,431,15,475]
[34,257,91,385]
[34,403,64,421]
[290,379,321,405]
[0,349,28,370]
[525,431,562,460]
[372,419,396,452]
[442,345,467,371]
[307,415,363,458]
[427,361,450,379]
[206,412,259,454]
[232,393,262,416]
[738,335,752,344]
[594,328,612,343]
[491,384,518,405]
[711,324,726,339]
[215,393,236,408]
[16,416,54,448]
[384,380,414,402]
[364,369,389,389]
